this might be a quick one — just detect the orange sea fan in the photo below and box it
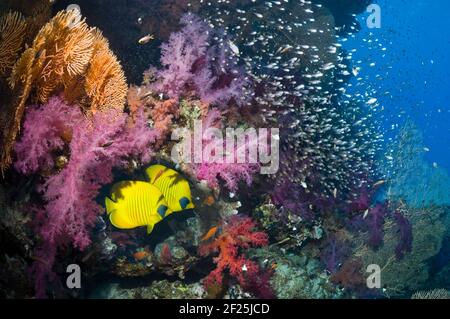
[82,29,127,113]
[9,9,95,103]
[0,11,26,76]
[1,47,44,175]
[31,10,95,103]
[3,0,53,45]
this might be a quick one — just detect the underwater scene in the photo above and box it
[0,0,449,300]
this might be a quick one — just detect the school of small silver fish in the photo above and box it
[189,0,389,197]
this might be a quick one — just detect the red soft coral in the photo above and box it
[149,98,179,138]
[199,216,271,297]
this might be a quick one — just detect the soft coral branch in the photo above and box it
[39,107,160,249]
[14,96,83,174]
[192,110,260,192]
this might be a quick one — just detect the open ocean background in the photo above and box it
[348,0,450,173]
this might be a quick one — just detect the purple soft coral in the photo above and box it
[150,13,252,107]
[393,211,413,259]
[152,13,210,98]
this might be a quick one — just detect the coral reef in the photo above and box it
[351,205,447,297]
[0,1,449,302]
[15,96,160,297]
[1,8,128,174]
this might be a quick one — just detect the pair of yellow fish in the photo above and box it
[105,164,194,235]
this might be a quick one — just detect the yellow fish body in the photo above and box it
[145,164,195,212]
[105,181,172,234]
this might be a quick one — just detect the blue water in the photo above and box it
[348,0,450,172]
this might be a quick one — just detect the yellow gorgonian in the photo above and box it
[83,29,128,113]
[0,11,26,76]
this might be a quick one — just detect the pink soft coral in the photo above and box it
[15,97,160,297]
[14,96,83,174]
[150,13,252,107]
[150,13,210,99]
[198,216,270,297]
[192,110,260,192]
[195,161,259,193]
[39,107,160,249]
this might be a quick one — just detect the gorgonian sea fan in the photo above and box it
[346,201,389,250]
[393,211,413,260]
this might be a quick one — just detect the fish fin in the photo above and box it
[146,224,154,235]
[109,211,122,229]
[145,164,167,183]
[179,197,190,210]
[105,197,117,215]
[157,205,168,218]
